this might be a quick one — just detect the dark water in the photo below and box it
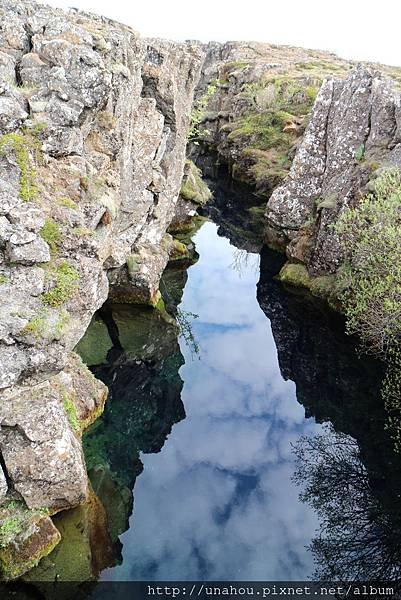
[69,207,401,583]
[23,164,400,586]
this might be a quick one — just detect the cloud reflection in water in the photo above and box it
[102,222,322,581]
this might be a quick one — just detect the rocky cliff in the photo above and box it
[265,66,401,292]
[191,41,401,197]
[0,0,202,578]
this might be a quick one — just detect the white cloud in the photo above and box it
[99,223,323,582]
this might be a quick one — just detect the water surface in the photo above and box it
[71,210,401,584]
[99,222,324,581]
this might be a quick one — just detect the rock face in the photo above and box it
[190,42,401,196]
[0,0,202,578]
[191,42,401,205]
[266,66,401,275]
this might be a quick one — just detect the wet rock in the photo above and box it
[24,486,114,584]
[0,504,61,580]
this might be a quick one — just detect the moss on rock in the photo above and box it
[180,160,212,205]
[278,261,341,310]
[0,502,59,581]
[278,262,313,289]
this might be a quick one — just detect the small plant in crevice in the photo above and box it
[188,82,219,143]
[43,261,80,308]
[0,128,43,202]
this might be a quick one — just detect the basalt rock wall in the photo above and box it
[0,0,202,577]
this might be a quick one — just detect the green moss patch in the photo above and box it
[63,394,80,431]
[40,218,61,255]
[43,262,80,308]
[278,262,313,289]
[0,130,42,202]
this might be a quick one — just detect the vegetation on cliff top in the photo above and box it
[222,76,320,194]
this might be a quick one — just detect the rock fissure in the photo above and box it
[1,0,401,583]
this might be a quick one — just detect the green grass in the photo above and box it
[43,262,80,308]
[0,275,9,285]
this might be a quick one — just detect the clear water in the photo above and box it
[70,216,401,585]
[100,221,323,581]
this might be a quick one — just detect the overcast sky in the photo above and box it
[45,0,401,67]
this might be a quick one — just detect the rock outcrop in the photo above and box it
[266,66,401,279]
[190,42,401,202]
[0,0,202,578]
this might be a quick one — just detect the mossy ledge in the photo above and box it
[277,262,341,311]
[0,503,59,581]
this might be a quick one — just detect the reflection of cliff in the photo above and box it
[256,246,401,580]
[194,155,266,253]
[81,265,187,568]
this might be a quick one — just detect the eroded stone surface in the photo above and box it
[0,0,202,576]
[266,66,401,275]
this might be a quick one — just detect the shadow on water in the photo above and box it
[258,246,401,581]
[22,164,401,588]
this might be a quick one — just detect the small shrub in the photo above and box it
[335,168,401,354]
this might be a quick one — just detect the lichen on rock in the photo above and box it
[0,0,203,578]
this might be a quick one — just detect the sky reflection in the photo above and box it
[103,222,323,581]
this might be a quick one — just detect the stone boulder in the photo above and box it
[265,66,401,276]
